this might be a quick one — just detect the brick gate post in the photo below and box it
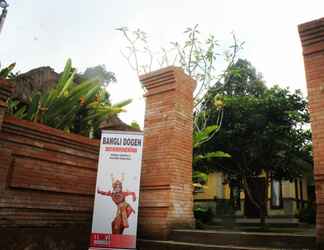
[139,66,196,239]
[299,17,324,248]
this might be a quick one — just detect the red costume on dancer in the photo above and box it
[97,177,136,234]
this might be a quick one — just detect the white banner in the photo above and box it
[89,130,144,249]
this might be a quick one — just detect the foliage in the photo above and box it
[193,206,213,224]
[298,205,316,224]
[74,65,116,106]
[192,171,209,185]
[7,99,26,119]
[193,125,219,149]
[130,121,141,130]
[118,25,244,135]
[7,59,131,138]
[0,62,16,79]
[198,86,312,178]
[192,124,230,192]
[118,27,243,195]
[196,59,311,178]
[195,59,312,224]
[214,58,267,97]
[193,151,231,166]
[77,65,116,88]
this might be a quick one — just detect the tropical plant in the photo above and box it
[0,62,16,79]
[7,59,131,138]
[192,124,230,191]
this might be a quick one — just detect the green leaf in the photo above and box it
[193,125,218,148]
[192,171,209,185]
[193,151,230,165]
[0,63,16,78]
[57,69,76,97]
[26,92,41,121]
[57,58,72,90]
[112,99,132,108]
[14,106,27,119]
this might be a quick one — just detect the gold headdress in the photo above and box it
[111,173,124,189]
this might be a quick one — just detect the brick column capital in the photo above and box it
[139,66,196,97]
[299,17,324,56]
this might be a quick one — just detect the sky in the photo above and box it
[1,0,324,127]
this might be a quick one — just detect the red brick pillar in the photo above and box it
[139,66,196,239]
[299,17,324,247]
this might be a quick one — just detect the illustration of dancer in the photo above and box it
[97,174,136,234]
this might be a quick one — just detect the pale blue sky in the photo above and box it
[1,0,324,126]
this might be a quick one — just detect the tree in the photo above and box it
[195,61,312,226]
[118,25,244,136]
[74,65,116,104]
[79,65,116,88]
[215,58,267,97]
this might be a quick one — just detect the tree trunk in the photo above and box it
[243,176,267,227]
[242,177,261,209]
[260,173,269,228]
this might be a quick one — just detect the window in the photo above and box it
[271,179,283,209]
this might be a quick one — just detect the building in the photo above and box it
[194,171,313,221]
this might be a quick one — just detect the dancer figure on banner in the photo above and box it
[97,173,136,234]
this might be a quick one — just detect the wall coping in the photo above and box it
[298,17,324,33]
[298,17,324,56]
[3,115,99,148]
[139,66,196,97]
[139,66,182,83]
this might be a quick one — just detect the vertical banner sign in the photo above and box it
[90,130,144,249]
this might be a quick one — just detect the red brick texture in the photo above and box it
[0,100,6,130]
[0,79,14,102]
[299,17,324,247]
[139,66,196,239]
[0,116,99,227]
[0,67,195,247]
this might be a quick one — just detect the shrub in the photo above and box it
[298,205,316,224]
[7,59,131,138]
[194,206,213,224]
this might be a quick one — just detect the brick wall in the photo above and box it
[139,66,196,239]
[299,17,324,248]
[0,67,196,247]
[0,116,99,227]
[0,78,99,249]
